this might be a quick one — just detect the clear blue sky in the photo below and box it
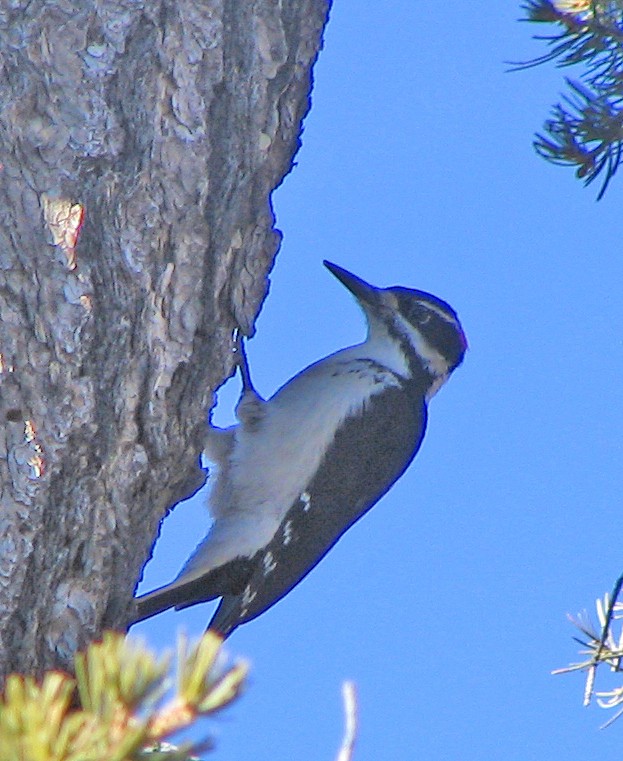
[133,3,623,759]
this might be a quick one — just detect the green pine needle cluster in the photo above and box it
[520,0,623,198]
[0,631,247,761]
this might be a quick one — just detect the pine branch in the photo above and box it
[0,632,247,761]
[554,575,623,728]
[519,0,623,197]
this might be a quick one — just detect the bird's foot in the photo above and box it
[233,329,253,393]
[233,329,265,428]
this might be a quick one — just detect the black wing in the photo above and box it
[209,382,427,637]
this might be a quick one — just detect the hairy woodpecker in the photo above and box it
[134,261,467,637]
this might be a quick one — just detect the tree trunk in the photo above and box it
[0,0,330,680]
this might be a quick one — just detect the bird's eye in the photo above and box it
[403,301,430,325]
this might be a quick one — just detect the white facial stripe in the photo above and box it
[384,289,458,327]
[396,314,449,377]
[425,374,449,401]
[420,300,459,326]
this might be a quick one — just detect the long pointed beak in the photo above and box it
[323,261,380,307]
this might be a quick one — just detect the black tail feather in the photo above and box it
[133,584,188,624]
[132,557,255,627]
[207,595,241,639]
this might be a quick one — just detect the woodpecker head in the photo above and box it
[324,260,467,393]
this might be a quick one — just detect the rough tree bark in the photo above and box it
[0,0,330,681]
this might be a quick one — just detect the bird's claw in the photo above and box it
[233,329,253,393]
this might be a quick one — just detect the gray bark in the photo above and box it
[0,0,330,680]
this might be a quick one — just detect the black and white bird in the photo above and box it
[134,261,467,637]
